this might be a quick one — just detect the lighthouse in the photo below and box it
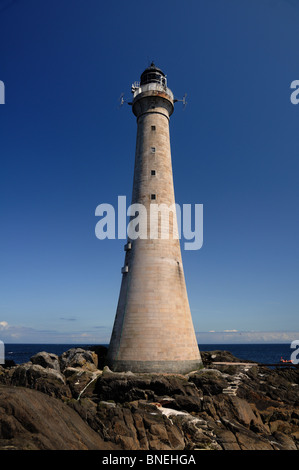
[106,63,202,373]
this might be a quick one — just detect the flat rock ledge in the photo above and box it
[0,347,298,450]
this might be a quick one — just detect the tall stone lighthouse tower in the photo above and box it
[106,63,202,373]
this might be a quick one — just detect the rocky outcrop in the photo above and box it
[59,348,98,372]
[9,363,72,399]
[30,351,60,371]
[200,350,253,364]
[0,347,298,450]
[0,385,118,450]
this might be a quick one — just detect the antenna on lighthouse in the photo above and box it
[174,93,187,110]
[118,93,125,108]
[182,93,187,109]
[118,93,132,108]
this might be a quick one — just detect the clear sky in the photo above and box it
[0,0,298,344]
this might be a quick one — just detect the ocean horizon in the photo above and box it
[4,343,294,366]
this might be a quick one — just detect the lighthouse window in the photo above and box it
[151,170,156,176]
[151,194,156,200]
[151,125,156,131]
[151,147,156,153]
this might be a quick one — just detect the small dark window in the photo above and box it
[151,147,156,153]
[151,125,156,131]
[151,170,156,176]
[151,194,156,200]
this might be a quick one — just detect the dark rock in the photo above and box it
[10,363,71,399]
[227,396,268,433]
[87,345,108,369]
[201,350,252,365]
[234,429,273,450]
[65,368,100,399]
[143,413,185,450]
[3,359,16,369]
[213,428,241,450]
[269,420,293,434]
[94,401,187,450]
[221,417,274,450]
[201,396,219,420]
[168,394,202,413]
[0,385,118,450]
[269,409,292,423]
[31,351,60,371]
[189,369,229,395]
[95,371,197,403]
[59,348,98,372]
[271,431,297,450]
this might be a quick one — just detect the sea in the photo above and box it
[3,343,294,365]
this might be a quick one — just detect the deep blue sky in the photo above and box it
[0,0,298,343]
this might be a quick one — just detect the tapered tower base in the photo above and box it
[106,359,202,374]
